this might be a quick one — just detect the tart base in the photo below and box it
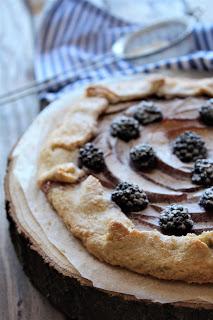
[5,159,213,320]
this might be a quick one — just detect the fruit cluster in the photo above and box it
[78,99,213,236]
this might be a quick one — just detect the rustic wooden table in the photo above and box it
[0,0,213,319]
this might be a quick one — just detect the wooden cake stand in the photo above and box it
[5,156,213,320]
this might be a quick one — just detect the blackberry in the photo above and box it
[133,101,163,125]
[199,187,213,211]
[79,143,105,172]
[130,144,157,169]
[199,99,213,126]
[110,116,140,142]
[172,131,207,163]
[111,182,149,213]
[192,159,213,186]
[159,204,194,236]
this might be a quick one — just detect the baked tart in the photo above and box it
[5,74,213,319]
[37,74,213,284]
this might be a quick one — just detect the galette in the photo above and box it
[37,74,213,283]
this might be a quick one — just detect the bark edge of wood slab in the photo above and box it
[4,158,213,320]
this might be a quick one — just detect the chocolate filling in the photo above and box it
[94,97,213,235]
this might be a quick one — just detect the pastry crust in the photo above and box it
[37,74,213,283]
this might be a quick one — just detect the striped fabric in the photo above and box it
[35,0,213,101]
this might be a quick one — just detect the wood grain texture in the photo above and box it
[1,0,213,319]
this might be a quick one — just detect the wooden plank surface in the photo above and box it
[0,0,213,319]
[0,1,64,320]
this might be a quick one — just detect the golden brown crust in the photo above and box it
[37,96,108,186]
[37,74,213,283]
[46,176,213,284]
[87,75,213,101]
[86,75,165,103]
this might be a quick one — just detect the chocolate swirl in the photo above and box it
[94,97,213,235]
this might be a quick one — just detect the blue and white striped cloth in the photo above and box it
[35,0,213,101]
